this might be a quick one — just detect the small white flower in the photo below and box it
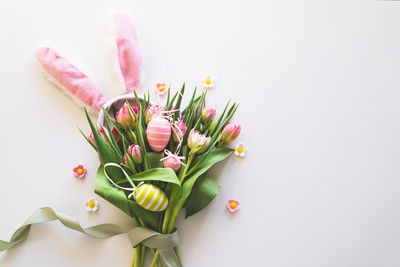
[85,198,99,212]
[203,74,214,89]
[234,143,247,157]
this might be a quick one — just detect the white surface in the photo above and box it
[1,0,400,266]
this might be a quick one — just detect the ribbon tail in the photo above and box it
[1,207,182,266]
[159,248,183,267]
[0,207,130,252]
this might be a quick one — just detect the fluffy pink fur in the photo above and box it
[114,13,142,92]
[36,47,107,111]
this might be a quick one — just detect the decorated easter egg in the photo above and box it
[146,116,171,152]
[134,184,169,211]
[164,156,181,172]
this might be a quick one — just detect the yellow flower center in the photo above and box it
[230,202,237,209]
[237,146,244,154]
[205,78,212,85]
[77,168,83,174]
[159,86,165,91]
[89,201,96,209]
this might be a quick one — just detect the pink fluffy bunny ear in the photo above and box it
[114,13,142,93]
[36,47,107,112]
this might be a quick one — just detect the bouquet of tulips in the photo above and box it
[81,85,240,267]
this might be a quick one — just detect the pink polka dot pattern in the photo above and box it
[146,117,171,152]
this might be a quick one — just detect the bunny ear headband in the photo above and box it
[36,13,141,112]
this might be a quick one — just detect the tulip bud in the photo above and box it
[145,105,166,124]
[197,135,211,153]
[89,127,119,147]
[187,130,211,153]
[221,122,241,144]
[127,144,143,164]
[187,130,200,149]
[201,107,216,124]
[172,120,187,142]
[116,103,138,129]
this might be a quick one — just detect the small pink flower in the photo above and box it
[226,198,240,213]
[73,165,87,179]
[156,83,168,96]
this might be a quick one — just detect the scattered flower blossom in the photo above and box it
[234,143,247,157]
[156,83,168,96]
[73,164,87,178]
[203,74,214,89]
[221,122,241,144]
[226,198,240,213]
[85,198,99,212]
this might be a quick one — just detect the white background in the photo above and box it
[1,0,400,266]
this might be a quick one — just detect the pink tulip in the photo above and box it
[127,144,143,164]
[187,130,210,153]
[116,102,138,129]
[221,122,241,144]
[89,127,119,146]
[201,107,216,124]
[172,120,187,142]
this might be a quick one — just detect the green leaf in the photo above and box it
[185,173,220,218]
[78,127,97,151]
[166,91,179,110]
[173,83,185,120]
[94,165,160,230]
[131,168,181,187]
[85,108,124,181]
[113,167,181,191]
[176,148,233,207]
[147,152,165,169]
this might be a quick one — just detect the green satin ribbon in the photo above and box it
[0,207,181,267]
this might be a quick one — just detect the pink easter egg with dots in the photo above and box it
[164,157,181,172]
[146,117,171,152]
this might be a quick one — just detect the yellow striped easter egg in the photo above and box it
[134,184,169,212]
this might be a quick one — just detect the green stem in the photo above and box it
[140,246,147,266]
[131,251,136,267]
[134,244,141,267]
[149,250,159,267]
[162,154,193,233]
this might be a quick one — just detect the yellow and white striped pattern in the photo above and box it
[134,184,169,212]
